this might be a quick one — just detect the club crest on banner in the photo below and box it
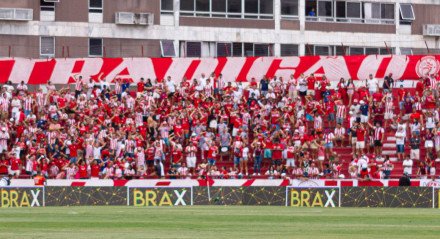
[416,56,440,77]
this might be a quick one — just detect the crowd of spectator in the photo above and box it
[0,71,439,181]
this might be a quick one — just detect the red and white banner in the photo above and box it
[1,55,439,85]
[7,179,440,187]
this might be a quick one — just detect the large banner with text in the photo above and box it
[1,55,439,84]
[1,186,440,208]
[0,187,44,207]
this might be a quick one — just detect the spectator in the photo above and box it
[398,172,411,186]
[402,156,413,176]
[395,126,406,161]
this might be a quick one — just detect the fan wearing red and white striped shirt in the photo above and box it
[74,75,83,98]
[334,123,346,147]
[0,94,9,118]
[185,142,198,175]
[23,96,33,117]
[336,103,346,125]
[368,122,385,156]
[384,97,394,129]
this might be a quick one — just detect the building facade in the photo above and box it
[0,0,439,59]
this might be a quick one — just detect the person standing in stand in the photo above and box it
[34,171,46,186]
[185,142,198,176]
[355,124,366,156]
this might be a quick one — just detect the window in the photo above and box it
[336,1,346,18]
[364,2,394,23]
[259,0,273,15]
[40,0,55,12]
[400,4,415,21]
[40,36,54,57]
[196,0,210,12]
[40,0,55,21]
[346,2,361,19]
[228,0,241,14]
[245,0,258,14]
[186,42,202,57]
[281,0,298,17]
[180,0,195,11]
[381,3,394,20]
[400,48,413,55]
[254,44,271,56]
[315,45,332,56]
[280,44,299,56]
[305,0,317,18]
[244,0,273,19]
[89,38,103,57]
[217,42,232,57]
[179,0,273,19]
[365,48,379,55]
[212,0,226,17]
[232,42,243,56]
[89,0,103,13]
[317,0,333,18]
[349,47,364,55]
[160,40,176,57]
[161,0,174,14]
[335,46,348,55]
[244,43,254,56]
[380,48,394,55]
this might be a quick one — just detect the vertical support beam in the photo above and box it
[274,0,281,57]
[299,0,306,56]
[174,0,180,57]
[395,0,401,55]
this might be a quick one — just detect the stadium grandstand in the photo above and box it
[0,0,439,183]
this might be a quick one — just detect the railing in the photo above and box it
[305,16,394,25]
[179,11,273,20]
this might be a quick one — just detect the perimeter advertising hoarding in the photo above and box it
[0,187,44,207]
[341,187,433,208]
[192,187,286,206]
[434,188,440,209]
[45,187,126,206]
[129,187,192,206]
[286,187,340,207]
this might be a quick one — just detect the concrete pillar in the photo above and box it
[274,0,281,56]
[299,0,306,56]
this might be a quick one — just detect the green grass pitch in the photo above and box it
[0,206,439,239]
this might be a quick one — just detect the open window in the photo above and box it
[317,0,333,21]
[281,0,299,18]
[160,40,176,57]
[336,1,361,22]
[305,0,317,20]
[400,3,415,23]
[364,2,394,24]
